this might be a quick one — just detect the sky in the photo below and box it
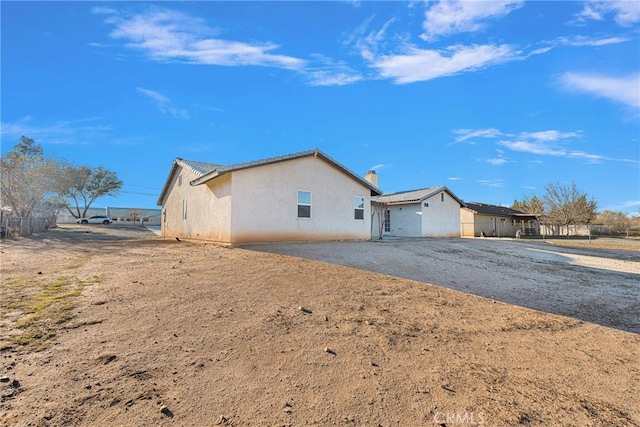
[1,1,639,215]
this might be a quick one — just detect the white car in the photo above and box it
[76,215,113,225]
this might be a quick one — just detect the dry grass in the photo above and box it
[0,275,100,351]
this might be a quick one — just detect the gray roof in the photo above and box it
[463,202,535,217]
[377,186,464,206]
[179,159,223,175]
[157,148,382,206]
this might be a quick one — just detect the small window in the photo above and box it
[441,193,444,202]
[423,202,429,207]
[182,198,188,221]
[178,174,182,186]
[354,196,365,220]
[297,190,311,218]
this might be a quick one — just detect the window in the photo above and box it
[384,210,390,232]
[441,193,444,202]
[178,174,182,186]
[354,196,365,220]
[182,198,188,221]
[297,190,311,218]
[423,202,429,207]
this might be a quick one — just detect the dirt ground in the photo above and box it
[243,237,640,334]
[1,225,639,426]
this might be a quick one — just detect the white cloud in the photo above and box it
[137,87,189,119]
[421,0,524,41]
[558,72,640,108]
[517,130,581,142]
[556,35,631,47]
[101,7,305,70]
[304,55,363,86]
[0,117,113,145]
[486,157,507,166]
[477,179,504,188]
[576,1,640,27]
[451,127,502,144]
[372,43,514,84]
[453,127,637,164]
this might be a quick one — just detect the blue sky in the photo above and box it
[2,1,639,215]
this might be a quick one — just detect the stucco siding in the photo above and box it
[228,156,372,243]
[421,192,461,237]
[460,208,476,237]
[386,204,422,237]
[161,168,232,241]
[461,209,527,238]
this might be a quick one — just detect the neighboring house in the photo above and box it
[461,202,538,237]
[157,149,382,244]
[373,186,464,238]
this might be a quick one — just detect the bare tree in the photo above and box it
[543,181,597,236]
[0,136,58,218]
[371,200,387,240]
[129,208,141,225]
[53,164,123,219]
[596,210,631,236]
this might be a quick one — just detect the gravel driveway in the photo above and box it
[243,238,640,334]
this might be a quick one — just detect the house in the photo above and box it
[372,186,464,238]
[460,202,539,237]
[156,149,382,244]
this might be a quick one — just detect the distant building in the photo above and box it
[56,207,161,224]
[461,202,538,237]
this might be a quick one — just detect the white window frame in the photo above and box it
[354,196,365,220]
[297,190,311,218]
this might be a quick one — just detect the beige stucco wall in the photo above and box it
[161,167,232,241]
[460,209,525,237]
[421,192,461,237]
[385,204,422,236]
[460,208,476,237]
[228,156,372,243]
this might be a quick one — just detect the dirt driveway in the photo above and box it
[243,238,640,334]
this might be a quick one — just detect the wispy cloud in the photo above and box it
[452,127,637,165]
[98,7,305,70]
[451,128,502,145]
[370,164,389,171]
[485,150,509,166]
[555,35,631,47]
[558,72,640,109]
[1,116,113,145]
[575,1,640,27]
[371,43,515,84]
[137,87,189,119]
[305,55,362,86]
[477,179,504,188]
[420,0,524,41]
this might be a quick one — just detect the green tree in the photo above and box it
[53,165,123,219]
[512,195,544,216]
[0,136,58,218]
[543,181,597,236]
